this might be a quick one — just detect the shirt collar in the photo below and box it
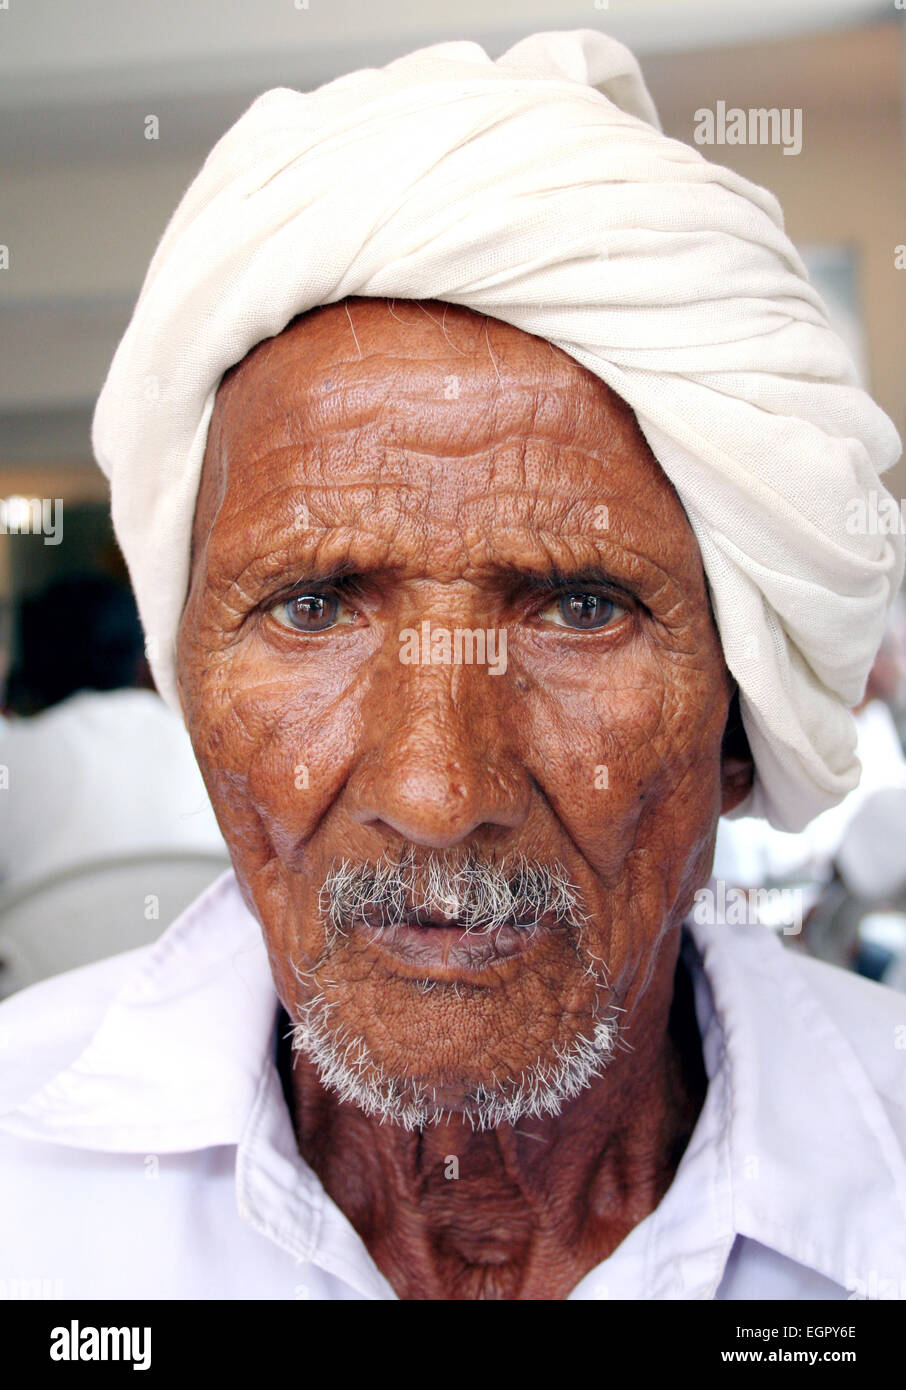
[686,911,906,1294]
[0,870,274,1152]
[3,869,906,1296]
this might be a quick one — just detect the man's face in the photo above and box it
[177,299,738,1124]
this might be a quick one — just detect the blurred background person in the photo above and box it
[714,597,906,984]
[0,572,228,995]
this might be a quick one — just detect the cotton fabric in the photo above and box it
[1,870,905,1299]
[91,28,904,830]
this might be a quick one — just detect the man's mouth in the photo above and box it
[348,904,560,978]
[319,849,586,983]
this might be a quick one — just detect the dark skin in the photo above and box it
[176,298,754,1300]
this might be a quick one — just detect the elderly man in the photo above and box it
[1,30,905,1303]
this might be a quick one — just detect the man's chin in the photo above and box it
[288,994,621,1132]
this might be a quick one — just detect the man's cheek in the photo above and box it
[524,677,669,867]
[238,695,358,852]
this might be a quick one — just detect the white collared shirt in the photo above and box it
[1,869,905,1301]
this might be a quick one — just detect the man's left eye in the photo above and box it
[269,592,357,633]
[539,593,627,631]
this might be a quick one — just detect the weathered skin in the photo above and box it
[176,297,753,1300]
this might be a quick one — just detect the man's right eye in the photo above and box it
[537,592,627,632]
[269,592,357,633]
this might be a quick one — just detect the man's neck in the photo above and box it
[278,935,707,1300]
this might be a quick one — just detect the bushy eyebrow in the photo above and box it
[273,561,641,608]
[493,563,641,604]
[280,560,365,589]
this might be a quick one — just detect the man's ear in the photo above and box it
[720,687,755,815]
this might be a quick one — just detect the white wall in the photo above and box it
[1,6,903,499]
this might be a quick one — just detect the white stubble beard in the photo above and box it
[288,849,622,1131]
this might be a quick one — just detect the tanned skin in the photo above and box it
[177,298,754,1300]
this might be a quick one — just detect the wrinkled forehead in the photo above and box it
[190,297,701,584]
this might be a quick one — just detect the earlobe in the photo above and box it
[720,687,755,815]
[721,755,755,814]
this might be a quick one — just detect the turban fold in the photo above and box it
[92,28,904,831]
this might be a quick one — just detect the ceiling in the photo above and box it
[0,0,898,167]
[0,0,902,464]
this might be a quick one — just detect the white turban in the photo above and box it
[92,28,903,832]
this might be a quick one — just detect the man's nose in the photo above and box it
[347,662,530,851]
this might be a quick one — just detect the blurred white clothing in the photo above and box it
[0,688,226,891]
[715,700,906,888]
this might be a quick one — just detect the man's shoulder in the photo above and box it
[790,950,906,1120]
[0,946,151,1114]
[0,867,250,1117]
[692,915,906,1157]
